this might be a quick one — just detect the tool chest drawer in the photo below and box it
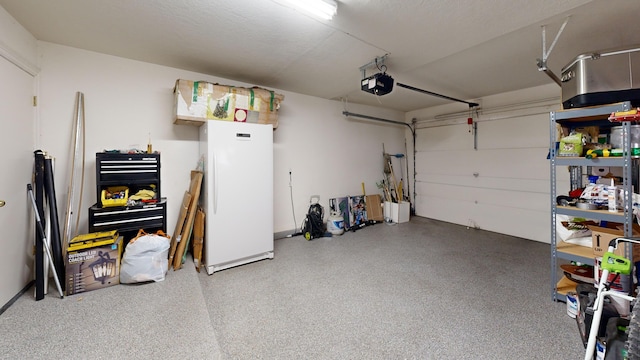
[95,152,161,206]
[88,199,167,234]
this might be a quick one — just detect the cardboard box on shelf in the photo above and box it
[588,224,640,262]
[173,79,284,128]
[66,231,122,296]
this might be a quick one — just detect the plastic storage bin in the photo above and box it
[101,186,129,207]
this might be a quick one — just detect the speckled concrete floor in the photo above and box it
[0,253,221,359]
[0,217,585,359]
[199,216,585,359]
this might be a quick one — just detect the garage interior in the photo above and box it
[1,0,640,358]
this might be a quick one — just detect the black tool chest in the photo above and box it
[95,152,161,204]
[89,152,166,243]
[89,199,166,233]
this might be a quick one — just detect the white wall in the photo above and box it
[406,84,569,243]
[36,42,407,242]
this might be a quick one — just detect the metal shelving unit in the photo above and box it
[550,101,635,302]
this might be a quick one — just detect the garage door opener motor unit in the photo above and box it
[361,72,394,96]
[360,55,394,96]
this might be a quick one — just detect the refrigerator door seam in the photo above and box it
[213,151,218,215]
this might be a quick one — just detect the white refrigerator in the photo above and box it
[199,121,274,275]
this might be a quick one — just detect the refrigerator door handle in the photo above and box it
[213,151,218,214]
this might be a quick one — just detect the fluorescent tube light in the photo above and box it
[275,0,338,20]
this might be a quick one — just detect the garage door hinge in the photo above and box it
[33,96,37,106]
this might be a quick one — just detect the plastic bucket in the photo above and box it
[566,292,578,318]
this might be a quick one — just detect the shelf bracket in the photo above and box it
[536,16,570,86]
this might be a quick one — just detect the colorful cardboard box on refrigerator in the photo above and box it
[173,79,284,128]
[66,230,122,296]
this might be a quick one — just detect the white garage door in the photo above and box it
[412,100,566,243]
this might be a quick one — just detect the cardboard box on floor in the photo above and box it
[588,223,640,262]
[173,79,284,128]
[66,231,122,296]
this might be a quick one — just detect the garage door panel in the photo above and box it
[416,147,549,179]
[415,180,549,209]
[478,113,549,149]
[416,113,549,151]
[416,173,549,194]
[415,124,475,151]
[415,196,550,243]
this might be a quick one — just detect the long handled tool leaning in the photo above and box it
[27,184,64,299]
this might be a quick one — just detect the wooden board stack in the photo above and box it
[169,170,203,270]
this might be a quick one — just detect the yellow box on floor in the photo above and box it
[173,79,284,128]
[66,230,122,296]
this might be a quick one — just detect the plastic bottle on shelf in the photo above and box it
[607,178,618,212]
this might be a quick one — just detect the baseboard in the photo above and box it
[0,280,34,316]
[274,229,302,240]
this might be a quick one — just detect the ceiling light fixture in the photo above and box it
[275,0,338,20]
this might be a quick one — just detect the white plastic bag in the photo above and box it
[120,230,170,284]
[555,214,592,242]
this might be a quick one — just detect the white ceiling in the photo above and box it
[1,0,639,112]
